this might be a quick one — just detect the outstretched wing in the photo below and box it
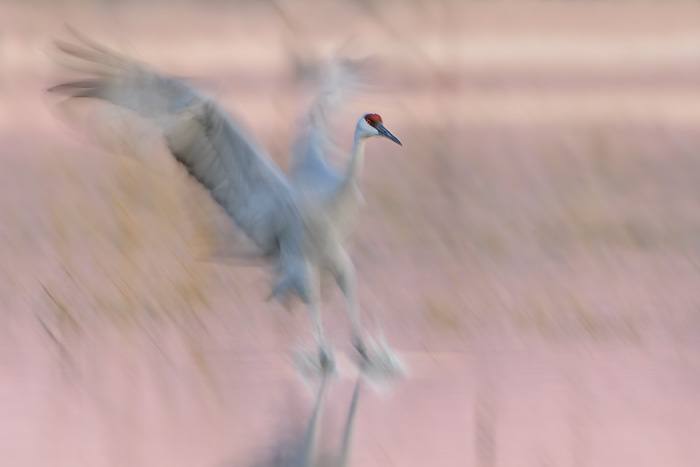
[49,29,293,255]
[288,54,373,177]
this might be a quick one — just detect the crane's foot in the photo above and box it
[318,345,335,374]
[293,344,337,383]
[353,334,406,384]
[353,338,370,363]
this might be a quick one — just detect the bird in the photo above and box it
[48,28,403,373]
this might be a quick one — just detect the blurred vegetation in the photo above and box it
[2,0,700,361]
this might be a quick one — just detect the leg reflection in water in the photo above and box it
[244,369,364,467]
[296,370,362,467]
[243,340,405,467]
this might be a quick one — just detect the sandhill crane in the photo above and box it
[48,29,402,373]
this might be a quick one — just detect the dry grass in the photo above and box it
[2,0,700,355]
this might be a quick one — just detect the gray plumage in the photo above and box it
[49,29,402,369]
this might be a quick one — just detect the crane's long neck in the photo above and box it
[330,125,368,206]
[343,128,368,186]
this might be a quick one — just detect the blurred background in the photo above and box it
[2,0,700,465]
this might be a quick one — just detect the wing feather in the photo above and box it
[289,55,373,176]
[49,31,293,255]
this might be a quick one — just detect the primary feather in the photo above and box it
[50,29,295,258]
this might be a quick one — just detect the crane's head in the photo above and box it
[357,113,402,146]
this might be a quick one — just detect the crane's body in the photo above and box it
[49,29,402,370]
[270,116,400,364]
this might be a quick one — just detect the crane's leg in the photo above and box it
[309,300,333,370]
[332,251,406,379]
[306,266,334,372]
[331,252,368,361]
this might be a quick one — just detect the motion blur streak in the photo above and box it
[2,1,700,466]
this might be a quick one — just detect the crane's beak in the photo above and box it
[375,123,402,146]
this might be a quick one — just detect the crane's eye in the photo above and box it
[365,118,371,125]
